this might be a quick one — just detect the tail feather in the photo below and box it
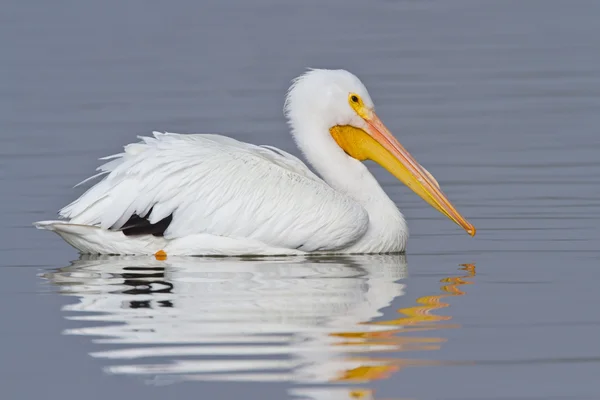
[34,220,165,255]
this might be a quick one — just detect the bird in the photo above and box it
[34,69,475,256]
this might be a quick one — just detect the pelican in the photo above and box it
[35,69,475,256]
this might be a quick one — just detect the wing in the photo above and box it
[59,132,369,252]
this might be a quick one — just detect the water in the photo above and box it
[1,0,600,399]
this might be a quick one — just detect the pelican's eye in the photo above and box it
[348,93,368,119]
[349,93,363,105]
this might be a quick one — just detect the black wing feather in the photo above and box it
[118,207,173,237]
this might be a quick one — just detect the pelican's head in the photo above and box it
[285,68,475,237]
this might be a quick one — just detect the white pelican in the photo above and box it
[35,69,475,256]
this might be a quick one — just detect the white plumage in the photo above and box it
[35,69,474,255]
[52,132,369,254]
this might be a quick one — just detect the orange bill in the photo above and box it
[330,112,476,236]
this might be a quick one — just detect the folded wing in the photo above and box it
[59,132,368,252]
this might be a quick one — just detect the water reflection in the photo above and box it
[42,255,475,399]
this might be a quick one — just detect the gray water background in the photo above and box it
[1,0,600,399]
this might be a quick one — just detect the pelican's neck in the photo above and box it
[291,120,408,252]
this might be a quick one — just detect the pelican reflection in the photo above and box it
[42,255,475,399]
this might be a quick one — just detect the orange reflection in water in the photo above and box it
[329,264,476,398]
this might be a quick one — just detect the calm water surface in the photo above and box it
[2,0,600,399]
